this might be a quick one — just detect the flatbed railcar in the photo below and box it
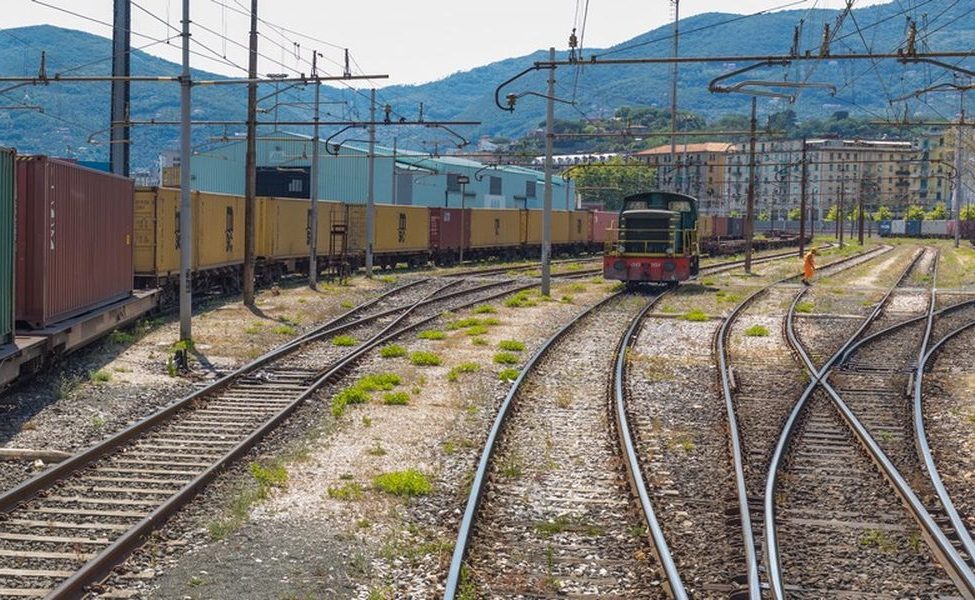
[603,191,700,286]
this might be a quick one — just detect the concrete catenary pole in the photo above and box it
[242,0,258,306]
[110,0,131,177]
[670,0,679,169]
[799,138,807,257]
[366,88,376,277]
[309,50,320,289]
[542,47,556,297]
[178,0,192,341]
[744,97,757,274]
[953,100,965,248]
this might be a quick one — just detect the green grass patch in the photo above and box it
[493,352,519,365]
[379,344,407,358]
[447,362,481,382]
[89,370,112,384]
[327,481,364,501]
[358,373,402,391]
[715,290,743,304]
[410,351,442,366]
[273,324,298,336]
[243,322,264,335]
[498,368,520,382]
[745,324,770,337]
[481,317,501,326]
[340,300,355,309]
[473,305,497,314]
[498,340,525,352]
[373,469,432,497]
[504,290,537,308]
[465,325,489,336]
[382,391,410,405]
[108,329,136,344]
[447,317,482,330]
[250,461,288,498]
[682,309,709,322]
[418,329,446,340]
[471,337,488,346]
[794,301,815,313]
[331,334,357,347]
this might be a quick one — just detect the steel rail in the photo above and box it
[912,265,975,567]
[442,291,629,599]
[613,297,689,599]
[0,278,535,598]
[766,250,975,599]
[442,243,852,599]
[715,243,891,598]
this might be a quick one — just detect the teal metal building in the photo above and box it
[185,132,576,210]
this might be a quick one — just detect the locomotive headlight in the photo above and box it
[667,246,674,254]
[617,244,625,253]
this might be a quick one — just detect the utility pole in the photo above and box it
[838,177,845,248]
[857,177,865,245]
[391,137,398,205]
[242,0,258,306]
[308,50,320,290]
[366,88,376,277]
[953,96,966,248]
[178,0,192,341]
[744,97,757,274]
[669,0,679,158]
[542,47,555,297]
[110,0,131,177]
[799,138,807,257]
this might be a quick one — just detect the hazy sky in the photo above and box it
[6,0,891,85]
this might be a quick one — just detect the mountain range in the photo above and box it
[1,0,972,170]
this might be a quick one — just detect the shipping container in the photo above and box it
[135,188,245,278]
[878,220,892,236]
[257,196,346,260]
[346,204,430,266]
[728,217,744,238]
[524,210,571,246]
[713,216,729,238]
[591,211,617,245]
[921,219,948,236]
[569,210,591,245]
[905,220,922,237]
[429,208,471,262]
[17,157,133,328]
[469,208,521,249]
[0,149,13,345]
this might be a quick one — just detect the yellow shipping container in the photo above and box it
[346,204,430,255]
[469,208,522,249]
[569,210,591,244]
[134,188,245,277]
[257,197,348,260]
[523,210,571,246]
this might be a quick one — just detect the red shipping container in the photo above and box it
[429,207,471,257]
[714,216,729,238]
[591,210,617,244]
[16,157,133,328]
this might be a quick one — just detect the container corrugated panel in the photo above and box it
[429,208,470,252]
[372,204,429,253]
[524,210,571,245]
[569,210,590,244]
[905,220,922,237]
[728,217,744,238]
[891,219,906,235]
[591,211,617,244]
[698,215,714,239]
[470,208,521,248]
[921,219,947,236]
[0,149,14,344]
[16,156,133,328]
[714,216,729,237]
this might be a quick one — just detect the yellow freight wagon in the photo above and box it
[346,204,430,267]
[135,188,245,279]
[569,210,591,245]
[469,208,522,249]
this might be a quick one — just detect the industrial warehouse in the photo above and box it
[2,1,975,599]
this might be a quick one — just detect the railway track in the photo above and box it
[442,245,847,599]
[0,275,560,599]
[763,246,975,598]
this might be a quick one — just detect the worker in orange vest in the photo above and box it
[802,248,817,285]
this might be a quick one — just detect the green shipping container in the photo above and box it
[0,148,13,345]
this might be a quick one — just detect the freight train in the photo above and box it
[133,187,607,302]
[877,219,975,239]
